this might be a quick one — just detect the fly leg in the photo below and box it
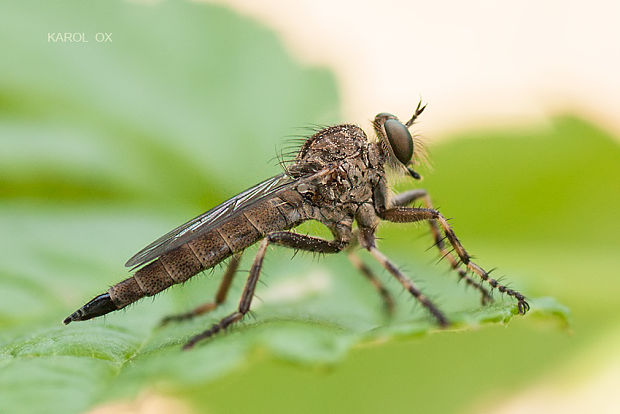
[346,235,395,314]
[379,207,530,314]
[391,190,493,305]
[160,253,242,326]
[357,228,449,326]
[183,232,348,349]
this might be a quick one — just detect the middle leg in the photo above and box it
[346,236,395,314]
[357,228,449,326]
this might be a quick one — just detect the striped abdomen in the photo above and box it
[108,192,304,309]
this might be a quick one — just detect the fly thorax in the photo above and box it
[337,159,375,205]
[290,124,368,176]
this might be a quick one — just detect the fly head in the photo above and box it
[373,102,426,179]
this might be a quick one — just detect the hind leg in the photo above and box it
[183,231,348,349]
[160,253,242,325]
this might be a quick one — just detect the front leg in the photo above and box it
[391,189,493,305]
[379,207,529,314]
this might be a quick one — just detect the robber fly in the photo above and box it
[64,103,529,349]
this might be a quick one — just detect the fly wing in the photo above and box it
[125,173,296,268]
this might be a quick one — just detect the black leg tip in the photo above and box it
[63,316,72,325]
[518,300,530,315]
[434,313,450,327]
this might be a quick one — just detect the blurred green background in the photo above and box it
[0,1,618,414]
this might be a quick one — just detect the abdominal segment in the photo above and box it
[64,194,306,323]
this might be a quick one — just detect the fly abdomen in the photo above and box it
[241,195,301,234]
[109,229,237,310]
[63,194,305,324]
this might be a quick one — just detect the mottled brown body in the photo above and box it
[110,192,306,309]
[109,125,381,309]
[64,105,529,349]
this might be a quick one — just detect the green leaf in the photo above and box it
[0,1,581,414]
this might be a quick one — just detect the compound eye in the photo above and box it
[384,119,414,164]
